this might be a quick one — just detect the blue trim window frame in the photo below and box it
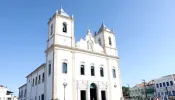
[163,82,166,87]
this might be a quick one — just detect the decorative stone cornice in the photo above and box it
[45,44,119,59]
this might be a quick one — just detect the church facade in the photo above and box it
[19,7,123,100]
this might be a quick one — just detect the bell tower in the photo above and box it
[94,23,118,56]
[47,7,75,49]
[45,7,75,100]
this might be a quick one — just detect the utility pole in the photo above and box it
[142,79,147,100]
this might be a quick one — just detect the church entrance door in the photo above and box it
[90,83,97,100]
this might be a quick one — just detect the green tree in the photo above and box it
[122,86,130,98]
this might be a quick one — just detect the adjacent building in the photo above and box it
[154,74,175,100]
[18,84,26,100]
[130,80,156,100]
[0,85,18,100]
[19,7,123,100]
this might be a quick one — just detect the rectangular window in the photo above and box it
[42,73,45,82]
[101,91,106,100]
[113,69,116,78]
[160,83,162,87]
[41,94,44,100]
[35,77,37,86]
[91,66,95,76]
[156,84,159,88]
[32,79,34,87]
[63,62,67,74]
[24,89,26,97]
[35,96,36,100]
[168,91,171,95]
[158,92,160,97]
[167,82,169,86]
[39,96,40,100]
[50,24,53,35]
[100,68,104,77]
[80,65,85,75]
[163,82,166,87]
[48,62,51,76]
[170,81,173,86]
[172,91,175,95]
[38,75,41,84]
[80,90,86,100]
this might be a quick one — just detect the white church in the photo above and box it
[19,7,123,100]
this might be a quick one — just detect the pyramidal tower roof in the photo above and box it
[58,6,69,17]
[98,23,112,33]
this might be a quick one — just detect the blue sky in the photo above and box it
[0,0,175,96]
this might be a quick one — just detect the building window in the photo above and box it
[35,77,37,85]
[172,91,175,95]
[166,82,169,86]
[32,79,34,87]
[170,81,173,86]
[80,65,85,75]
[41,94,44,100]
[163,82,166,87]
[63,22,67,33]
[168,91,171,95]
[38,75,41,84]
[39,96,40,100]
[50,24,53,35]
[113,69,116,78]
[100,67,104,77]
[156,84,159,88]
[98,38,101,46]
[91,66,95,76]
[48,61,51,76]
[108,37,112,46]
[35,96,36,100]
[62,62,67,73]
[24,89,26,97]
[42,73,45,82]
[160,83,162,87]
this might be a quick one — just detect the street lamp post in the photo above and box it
[63,82,67,100]
[142,79,147,100]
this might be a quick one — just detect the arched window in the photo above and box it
[100,67,104,77]
[109,37,112,46]
[91,66,95,76]
[112,69,116,78]
[63,22,67,33]
[62,62,67,73]
[80,65,85,75]
[98,38,101,46]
